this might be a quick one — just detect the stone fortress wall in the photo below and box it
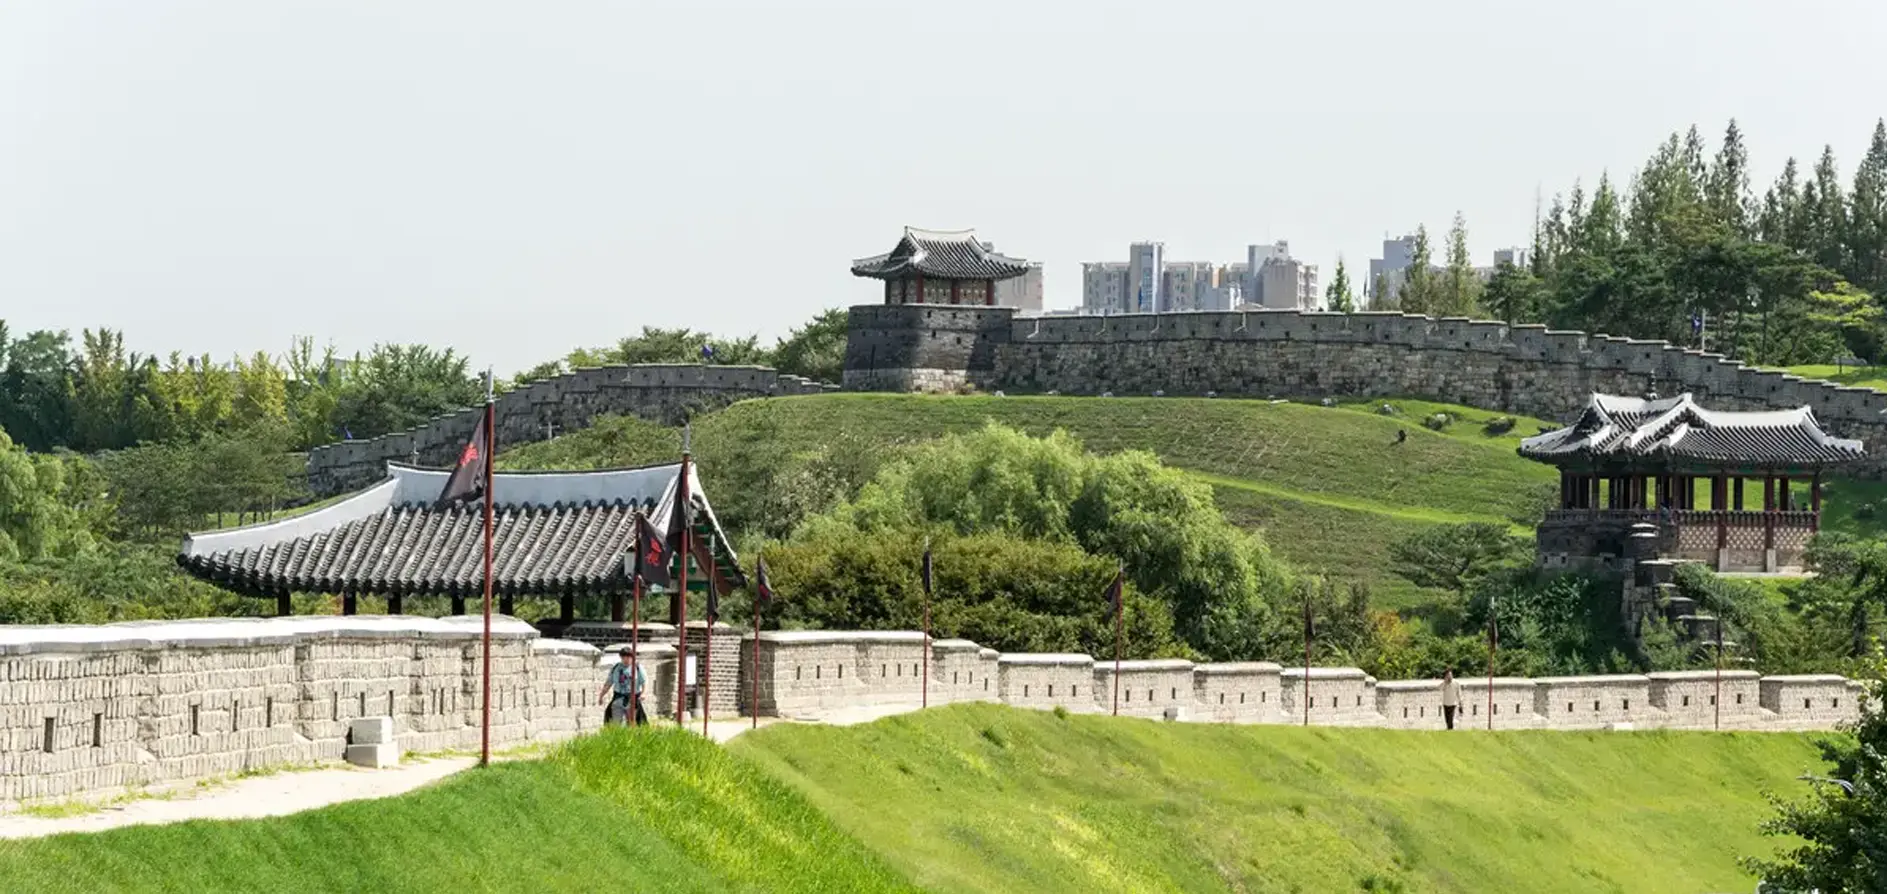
[2,620,1868,806]
[842,305,1887,475]
[305,364,838,497]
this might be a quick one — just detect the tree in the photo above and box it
[1482,261,1544,323]
[1850,120,1887,297]
[330,344,481,440]
[1324,257,1356,313]
[1400,226,1436,314]
[1707,119,1752,236]
[1387,523,1527,596]
[1742,649,1887,892]
[1369,272,1392,310]
[771,308,848,383]
[0,427,94,561]
[1440,211,1482,316]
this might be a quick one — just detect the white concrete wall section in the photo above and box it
[1647,670,1764,730]
[997,654,1096,711]
[1534,676,1653,730]
[1192,663,1283,723]
[0,616,601,805]
[1457,679,1544,730]
[1281,668,1379,725]
[1760,675,1857,730]
[1092,660,1196,719]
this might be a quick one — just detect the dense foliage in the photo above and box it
[765,424,1310,661]
[1742,651,1887,892]
[1382,120,1887,368]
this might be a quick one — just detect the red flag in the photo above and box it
[435,415,489,507]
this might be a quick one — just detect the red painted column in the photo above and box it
[950,280,961,305]
[1763,476,1776,550]
[915,275,926,305]
[1812,471,1823,531]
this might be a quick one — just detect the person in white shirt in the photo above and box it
[1441,668,1462,730]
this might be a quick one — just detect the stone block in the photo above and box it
[345,742,400,768]
[350,716,395,745]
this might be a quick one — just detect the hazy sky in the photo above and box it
[4,1,1885,374]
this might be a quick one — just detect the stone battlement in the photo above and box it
[305,363,838,496]
[843,306,1887,475]
[1,620,1869,806]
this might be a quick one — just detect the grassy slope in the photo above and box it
[1781,363,1887,393]
[0,730,914,894]
[0,706,1830,893]
[736,704,1827,894]
[503,394,1563,607]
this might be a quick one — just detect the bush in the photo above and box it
[1483,415,1516,435]
[1421,412,1454,431]
[1856,501,1877,521]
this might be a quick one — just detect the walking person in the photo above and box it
[597,647,647,727]
[1441,668,1462,730]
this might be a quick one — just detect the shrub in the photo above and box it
[1483,415,1516,435]
[1421,412,1454,431]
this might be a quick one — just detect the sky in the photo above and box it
[4,0,1886,375]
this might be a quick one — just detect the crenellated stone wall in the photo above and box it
[843,306,1887,475]
[305,364,838,496]
[3,621,1872,806]
[0,616,604,805]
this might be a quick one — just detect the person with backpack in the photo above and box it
[597,647,647,726]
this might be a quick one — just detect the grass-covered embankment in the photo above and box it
[0,729,913,894]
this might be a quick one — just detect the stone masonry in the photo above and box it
[305,364,838,497]
[843,305,1887,476]
[2,620,1871,806]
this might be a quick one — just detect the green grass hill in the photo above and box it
[503,394,1569,609]
[0,705,1833,893]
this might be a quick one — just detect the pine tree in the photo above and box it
[1370,272,1392,310]
[1706,119,1751,236]
[1759,157,1802,245]
[1580,175,1623,255]
[1810,145,1850,272]
[1441,211,1482,316]
[1324,257,1355,313]
[1850,120,1887,295]
[1401,225,1436,314]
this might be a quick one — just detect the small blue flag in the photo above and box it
[1690,315,1704,334]
[343,426,354,440]
[701,344,715,361]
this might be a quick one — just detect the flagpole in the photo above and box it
[703,559,716,737]
[921,538,931,711]
[1714,618,1723,731]
[479,371,494,768]
[1302,592,1312,728]
[1112,564,1123,717]
[1485,592,1497,731]
[675,450,691,728]
[751,559,762,730]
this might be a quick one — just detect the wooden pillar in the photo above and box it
[988,279,998,306]
[1779,477,1792,512]
[1560,472,1571,509]
[949,280,961,306]
[560,595,575,624]
[499,595,515,616]
[1812,471,1823,531]
[1763,476,1776,551]
[451,596,466,616]
[387,594,403,615]
[1588,475,1600,510]
[342,594,358,616]
[609,592,626,623]
[276,593,292,617]
[1733,478,1744,511]
[914,275,926,305]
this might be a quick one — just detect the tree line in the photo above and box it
[1356,119,1887,368]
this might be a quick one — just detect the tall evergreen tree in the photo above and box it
[1809,145,1850,272]
[1400,226,1436,314]
[1580,175,1624,256]
[1851,120,1887,295]
[1706,119,1751,236]
[1324,257,1355,313]
[1759,157,1803,245]
[1440,211,1482,315]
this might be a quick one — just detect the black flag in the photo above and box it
[435,411,489,507]
[667,495,695,573]
[921,544,933,596]
[1106,566,1124,613]
[1303,598,1314,644]
[634,512,672,589]
[756,556,774,605]
[693,535,723,622]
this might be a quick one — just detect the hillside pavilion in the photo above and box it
[1519,392,1865,573]
[851,226,1032,306]
[176,462,741,620]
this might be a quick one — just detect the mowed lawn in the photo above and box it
[0,730,915,894]
[735,704,1830,894]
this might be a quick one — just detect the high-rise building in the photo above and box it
[1367,234,1419,306]
[1080,241,1313,314]
[1253,257,1319,310]
[1492,247,1530,269]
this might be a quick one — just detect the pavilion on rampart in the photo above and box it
[1520,392,1865,574]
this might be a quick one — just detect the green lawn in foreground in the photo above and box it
[0,730,913,894]
[736,704,1829,894]
[0,706,1831,893]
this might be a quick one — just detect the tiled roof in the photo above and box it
[1518,392,1865,467]
[851,227,1032,281]
[178,463,740,598]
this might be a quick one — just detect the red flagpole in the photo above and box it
[1487,596,1497,731]
[1112,565,1123,717]
[1302,593,1311,728]
[631,542,641,720]
[479,397,494,767]
[1714,619,1723,731]
[921,543,930,710]
[751,561,761,730]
